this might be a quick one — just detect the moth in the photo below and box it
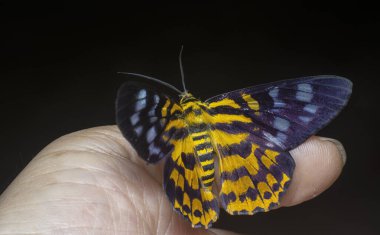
[115,57,352,228]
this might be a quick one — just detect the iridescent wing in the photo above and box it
[205,75,352,215]
[116,79,219,228]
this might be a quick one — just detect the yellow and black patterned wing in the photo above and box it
[116,79,219,228]
[205,76,352,215]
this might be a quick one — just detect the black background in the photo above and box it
[1,2,379,234]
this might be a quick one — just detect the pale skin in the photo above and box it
[0,126,346,235]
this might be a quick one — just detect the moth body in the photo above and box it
[180,93,216,190]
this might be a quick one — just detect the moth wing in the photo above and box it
[116,80,184,163]
[163,132,219,228]
[209,129,294,215]
[205,75,352,215]
[206,75,352,151]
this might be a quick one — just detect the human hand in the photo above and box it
[0,126,346,235]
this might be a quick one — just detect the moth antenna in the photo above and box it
[179,45,188,93]
[117,72,182,94]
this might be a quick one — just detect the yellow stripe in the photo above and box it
[202,177,214,184]
[197,147,213,155]
[192,138,211,145]
[202,171,214,177]
[208,98,241,109]
[191,131,208,137]
[200,159,214,166]
[161,99,171,116]
[210,130,249,146]
[187,111,251,125]
[242,93,260,111]
[207,113,251,124]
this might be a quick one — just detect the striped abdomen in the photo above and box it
[190,129,215,189]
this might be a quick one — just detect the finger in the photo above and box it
[0,126,175,234]
[280,136,346,206]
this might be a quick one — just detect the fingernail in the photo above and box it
[318,137,347,165]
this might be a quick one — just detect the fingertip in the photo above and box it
[281,136,346,207]
[318,137,347,165]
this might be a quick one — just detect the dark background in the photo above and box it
[1,2,379,234]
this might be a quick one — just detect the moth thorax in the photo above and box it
[180,94,204,118]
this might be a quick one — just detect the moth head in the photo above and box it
[179,92,197,104]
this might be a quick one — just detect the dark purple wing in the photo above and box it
[116,81,185,163]
[205,75,352,151]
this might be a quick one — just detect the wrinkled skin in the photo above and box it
[0,126,346,235]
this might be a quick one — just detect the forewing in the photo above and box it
[206,75,352,151]
[205,75,352,215]
[116,81,184,163]
[163,133,219,228]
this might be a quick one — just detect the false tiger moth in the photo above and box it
[116,59,352,228]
